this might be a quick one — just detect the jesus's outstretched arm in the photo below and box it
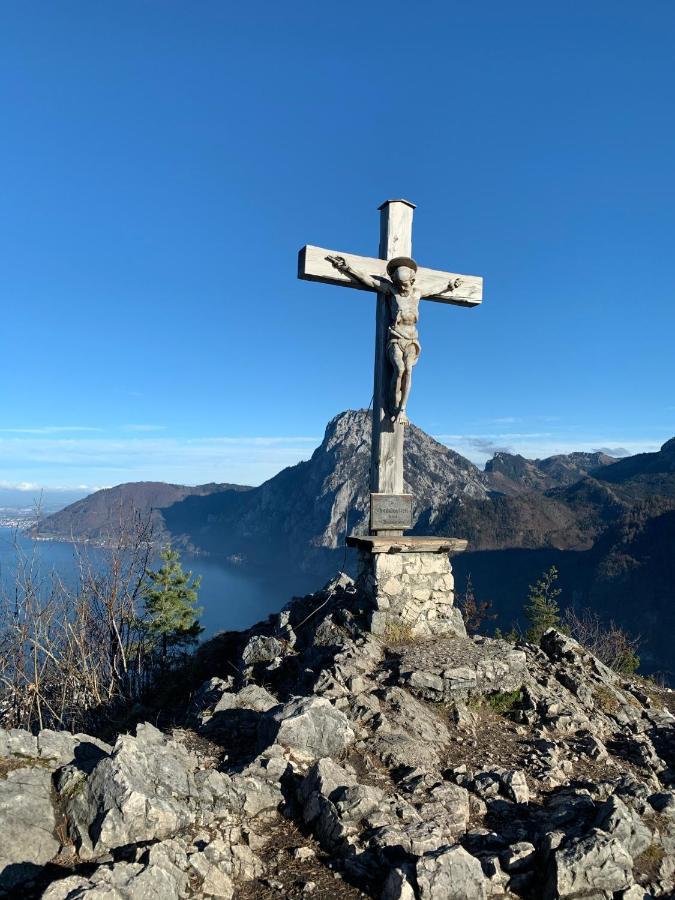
[326,255,392,293]
[420,275,463,298]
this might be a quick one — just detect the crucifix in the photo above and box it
[298,199,483,536]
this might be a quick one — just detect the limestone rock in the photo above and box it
[300,757,356,823]
[0,766,59,892]
[42,839,190,898]
[64,723,200,857]
[195,767,282,819]
[201,865,234,898]
[648,790,675,819]
[370,731,442,772]
[261,696,355,759]
[416,845,488,899]
[501,840,537,876]
[0,727,110,771]
[199,682,279,742]
[382,867,416,899]
[620,887,651,900]
[0,727,37,759]
[545,828,634,898]
[214,683,278,714]
[335,783,385,823]
[595,795,653,857]
[501,769,530,805]
[188,676,234,725]
[242,634,283,666]
[36,730,112,769]
[397,635,527,703]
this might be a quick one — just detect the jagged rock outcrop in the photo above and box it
[0,576,673,898]
[0,767,60,891]
[160,409,489,572]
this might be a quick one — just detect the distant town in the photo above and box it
[0,508,39,529]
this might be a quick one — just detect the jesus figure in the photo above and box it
[327,254,461,423]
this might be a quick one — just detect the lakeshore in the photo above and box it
[0,526,317,637]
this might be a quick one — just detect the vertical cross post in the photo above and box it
[370,199,416,535]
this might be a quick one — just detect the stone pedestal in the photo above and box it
[347,536,468,639]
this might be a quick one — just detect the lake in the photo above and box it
[0,527,320,637]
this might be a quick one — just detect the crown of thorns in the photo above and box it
[386,256,418,276]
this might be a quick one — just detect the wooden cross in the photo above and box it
[298,199,483,535]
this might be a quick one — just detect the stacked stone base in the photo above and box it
[347,536,467,639]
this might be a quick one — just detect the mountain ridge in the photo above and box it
[484,449,618,496]
[33,480,252,543]
[32,412,675,673]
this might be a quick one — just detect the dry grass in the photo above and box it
[634,843,666,885]
[0,756,46,778]
[634,675,675,713]
[382,621,417,646]
[593,685,619,714]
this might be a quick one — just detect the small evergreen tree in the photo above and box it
[142,545,203,667]
[524,565,562,644]
[615,647,640,676]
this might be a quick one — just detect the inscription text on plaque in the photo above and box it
[370,493,413,531]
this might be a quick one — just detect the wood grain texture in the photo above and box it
[370,200,413,524]
[298,244,483,307]
[347,535,468,554]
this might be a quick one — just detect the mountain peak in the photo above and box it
[484,449,618,496]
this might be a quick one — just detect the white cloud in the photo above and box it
[435,432,663,466]
[0,480,42,491]
[0,434,320,488]
[594,446,632,458]
[0,480,104,492]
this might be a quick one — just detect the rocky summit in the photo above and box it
[1,576,674,899]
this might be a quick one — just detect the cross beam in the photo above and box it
[298,200,483,535]
[298,245,483,307]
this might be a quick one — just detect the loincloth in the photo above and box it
[388,326,420,357]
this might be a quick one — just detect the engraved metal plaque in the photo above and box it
[370,493,413,531]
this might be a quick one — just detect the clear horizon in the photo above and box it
[2,3,674,491]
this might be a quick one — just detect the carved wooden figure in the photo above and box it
[298,200,483,535]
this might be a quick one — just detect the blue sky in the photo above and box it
[1,1,674,492]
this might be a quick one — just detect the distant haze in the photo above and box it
[0,487,89,514]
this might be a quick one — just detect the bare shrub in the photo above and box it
[457,574,496,636]
[562,607,641,675]
[0,515,154,733]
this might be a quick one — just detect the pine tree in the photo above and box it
[524,565,562,644]
[142,545,203,667]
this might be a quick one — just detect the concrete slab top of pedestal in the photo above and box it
[346,535,468,555]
